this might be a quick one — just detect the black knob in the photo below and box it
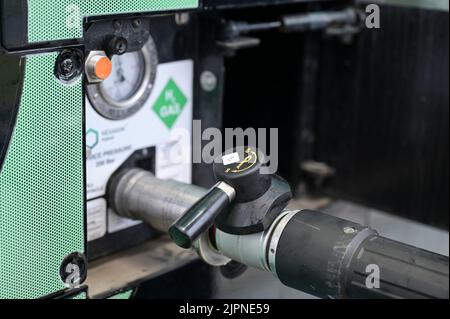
[213,146,292,235]
[213,146,271,202]
[105,36,128,57]
[169,182,235,249]
[169,146,291,246]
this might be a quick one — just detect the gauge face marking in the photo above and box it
[100,51,144,104]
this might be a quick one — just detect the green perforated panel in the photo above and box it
[28,0,199,43]
[0,53,84,299]
[71,292,87,299]
[108,290,133,299]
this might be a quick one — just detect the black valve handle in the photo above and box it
[169,182,235,248]
[169,146,291,247]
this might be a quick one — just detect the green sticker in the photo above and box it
[152,79,187,129]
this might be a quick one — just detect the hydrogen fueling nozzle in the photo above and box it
[107,160,449,299]
[168,147,291,248]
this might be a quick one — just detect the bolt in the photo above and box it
[117,41,126,54]
[343,227,357,234]
[55,49,83,84]
[132,19,141,28]
[200,70,218,92]
[61,58,74,76]
[107,36,128,56]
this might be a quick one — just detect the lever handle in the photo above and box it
[169,182,235,248]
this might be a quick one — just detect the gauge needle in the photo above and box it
[114,68,126,84]
[113,58,126,83]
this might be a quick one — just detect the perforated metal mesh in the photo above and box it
[28,0,199,43]
[0,53,84,299]
[71,292,87,299]
[108,290,133,299]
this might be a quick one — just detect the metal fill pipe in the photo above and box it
[108,168,207,233]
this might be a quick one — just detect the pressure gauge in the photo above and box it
[87,37,158,120]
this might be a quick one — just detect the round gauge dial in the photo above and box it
[87,37,158,120]
[101,51,144,103]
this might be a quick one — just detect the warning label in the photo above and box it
[87,198,107,242]
[152,78,188,129]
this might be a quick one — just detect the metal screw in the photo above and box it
[132,19,141,28]
[200,71,218,92]
[106,37,128,56]
[116,40,127,54]
[343,227,357,234]
[55,49,83,84]
[61,58,74,76]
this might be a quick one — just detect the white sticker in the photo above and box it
[87,198,107,241]
[222,152,240,166]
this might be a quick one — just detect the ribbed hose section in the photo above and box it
[346,236,449,299]
[108,168,207,232]
[273,210,449,299]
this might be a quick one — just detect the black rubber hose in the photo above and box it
[346,236,449,299]
[275,210,449,299]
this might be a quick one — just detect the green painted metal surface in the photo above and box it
[0,53,84,299]
[0,0,199,299]
[28,0,199,43]
[71,292,87,299]
[108,290,134,299]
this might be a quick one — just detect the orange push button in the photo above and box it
[85,51,113,83]
[94,56,113,80]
